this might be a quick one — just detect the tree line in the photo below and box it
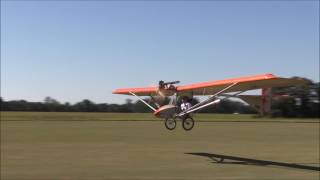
[0,96,256,114]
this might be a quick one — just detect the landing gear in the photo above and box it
[164,118,176,130]
[164,115,194,131]
[182,117,194,131]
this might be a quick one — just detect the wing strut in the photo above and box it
[129,91,157,112]
[177,82,238,116]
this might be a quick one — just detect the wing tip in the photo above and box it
[112,89,123,94]
[265,73,276,78]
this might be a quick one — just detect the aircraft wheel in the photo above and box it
[164,118,176,130]
[182,117,194,131]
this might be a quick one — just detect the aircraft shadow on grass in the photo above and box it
[185,152,320,172]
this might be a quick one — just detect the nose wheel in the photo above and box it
[164,118,176,130]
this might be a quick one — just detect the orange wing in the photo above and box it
[176,74,307,96]
[113,74,308,96]
[112,86,158,96]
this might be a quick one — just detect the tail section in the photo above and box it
[238,88,272,116]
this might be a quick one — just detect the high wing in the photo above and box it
[112,74,308,96]
[176,74,307,96]
[112,86,158,96]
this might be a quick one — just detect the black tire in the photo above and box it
[182,117,194,131]
[164,118,176,130]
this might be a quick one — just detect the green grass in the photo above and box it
[1,111,319,122]
[1,112,319,180]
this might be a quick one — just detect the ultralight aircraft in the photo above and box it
[113,74,307,131]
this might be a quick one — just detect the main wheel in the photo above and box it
[164,118,176,130]
[182,117,194,131]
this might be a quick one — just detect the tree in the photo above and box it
[43,97,61,111]
[44,97,60,105]
[73,99,97,112]
[271,77,319,117]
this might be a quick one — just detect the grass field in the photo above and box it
[1,112,319,180]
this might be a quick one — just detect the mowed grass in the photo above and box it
[1,112,319,180]
[2,111,319,122]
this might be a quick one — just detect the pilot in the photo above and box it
[180,96,192,112]
[159,80,165,89]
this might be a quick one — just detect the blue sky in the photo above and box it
[1,1,319,104]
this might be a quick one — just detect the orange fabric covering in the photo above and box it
[112,73,307,96]
[112,86,157,95]
[176,74,276,91]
